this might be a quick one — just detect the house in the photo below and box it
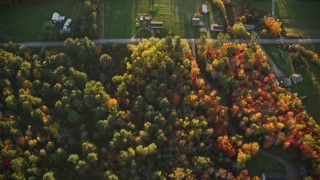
[261,172,286,180]
[52,12,65,24]
[139,13,152,26]
[281,77,292,87]
[192,17,200,26]
[149,21,163,29]
[202,4,209,13]
[290,74,303,84]
[211,23,223,32]
[52,12,60,23]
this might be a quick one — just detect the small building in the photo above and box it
[192,17,200,26]
[211,23,223,32]
[243,24,255,31]
[291,74,303,84]
[52,12,60,23]
[281,77,292,87]
[149,21,163,29]
[139,13,152,25]
[202,4,209,13]
[261,172,286,180]
[299,165,308,177]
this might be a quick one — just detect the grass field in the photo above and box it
[104,0,200,38]
[252,0,272,14]
[247,151,287,176]
[276,0,320,38]
[0,0,80,41]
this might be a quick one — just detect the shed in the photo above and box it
[244,24,255,31]
[202,4,208,13]
[261,172,286,180]
[149,21,163,29]
[139,13,152,22]
[281,77,292,87]
[192,17,200,26]
[211,23,223,32]
[291,74,303,84]
[52,12,60,23]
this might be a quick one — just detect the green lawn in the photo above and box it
[0,0,80,41]
[276,0,320,38]
[104,0,200,38]
[252,0,272,14]
[262,45,293,76]
[247,151,287,177]
[291,60,320,122]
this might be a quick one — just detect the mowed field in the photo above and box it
[104,0,200,38]
[276,0,320,38]
[0,0,80,41]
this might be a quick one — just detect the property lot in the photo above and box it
[0,0,80,41]
[263,44,320,122]
[276,0,320,38]
[104,0,200,38]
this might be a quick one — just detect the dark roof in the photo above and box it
[282,77,292,87]
[261,172,286,180]
[299,165,308,176]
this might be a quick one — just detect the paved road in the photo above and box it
[2,38,320,48]
[272,0,276,17]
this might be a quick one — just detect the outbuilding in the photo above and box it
[202,4,209,13]
[192,17,200,26]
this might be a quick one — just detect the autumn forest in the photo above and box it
[0,36,320,179]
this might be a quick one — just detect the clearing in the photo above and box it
[104,0,200,38]
[0,0,80,41]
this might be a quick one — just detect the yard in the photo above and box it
[275,0,320,38]
[263,44,320,122]
[246,150,287,177]
[104,0,201,38]
[0,0,81,41]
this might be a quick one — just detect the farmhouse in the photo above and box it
[290,74,303,84]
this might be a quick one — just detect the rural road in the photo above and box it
[2,38,320,48]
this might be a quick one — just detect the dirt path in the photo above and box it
[99,0,105,38]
